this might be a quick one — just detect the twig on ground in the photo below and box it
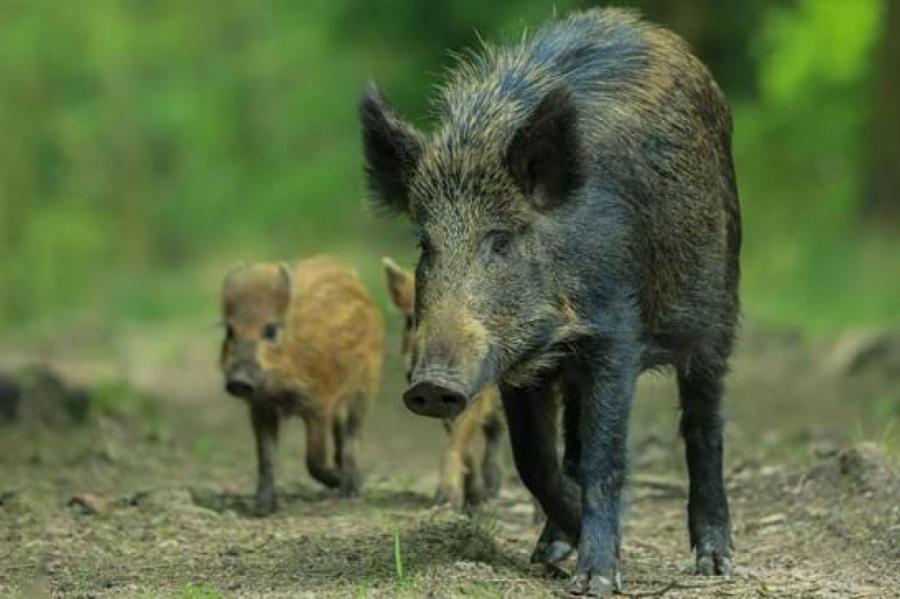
[620,578,736,598]
[631,475,687,497]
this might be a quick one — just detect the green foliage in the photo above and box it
[759,0,882,104]
[736,0,899,330]
[0,0,897,332]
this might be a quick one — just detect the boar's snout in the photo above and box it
[225,369,257,399]
[403,377,467,419]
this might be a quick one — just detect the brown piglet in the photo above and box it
[220,256,383,514]
[383,257,503,511]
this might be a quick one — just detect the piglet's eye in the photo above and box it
[262,323,279,341]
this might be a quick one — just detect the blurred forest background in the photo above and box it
[1,0,898,335]
[2,5,899,595]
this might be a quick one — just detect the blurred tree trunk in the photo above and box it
[864,0,900,225]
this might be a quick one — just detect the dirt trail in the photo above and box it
[1,325,899,597]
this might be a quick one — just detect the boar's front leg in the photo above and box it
[500,377,581,555]
[305,413,342,490]
[250,402,280,516]
[569,338,640,597]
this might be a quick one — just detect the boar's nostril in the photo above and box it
[403,380,467,419]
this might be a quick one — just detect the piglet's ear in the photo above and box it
[505,86,583,210]
[277,262,292,290]
[382,256,415,315]
[223,262,247,289]
[360,82,424,216]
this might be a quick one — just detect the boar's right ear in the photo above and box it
[360,82,424,216]
[382,257,415,315]
[505,86,583,210]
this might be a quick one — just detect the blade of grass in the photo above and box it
[393,528,404,581]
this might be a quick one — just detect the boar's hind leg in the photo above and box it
[336,392,367,498]
[531,386,580,568]
[305,413,342,490]
[250,403,279,516]
[500,379,581,556]
[481,408,504,500]
[678,355,733,576]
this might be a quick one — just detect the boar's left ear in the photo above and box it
[360,82,424,217]
[505,86,583,210]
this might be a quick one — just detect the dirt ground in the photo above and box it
[1,323,899,598]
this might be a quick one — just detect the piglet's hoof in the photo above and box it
[339,473,362,499]
[696,551,732,576]
[433,485,465,512]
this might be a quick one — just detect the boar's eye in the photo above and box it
[417,235,433,259]
[262,323,280,342]
[484,229,514,259]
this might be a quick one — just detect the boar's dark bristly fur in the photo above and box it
[362,8,740,595]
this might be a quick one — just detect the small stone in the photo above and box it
[68,493,112,515]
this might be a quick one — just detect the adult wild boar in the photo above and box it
[220,257,383,515]
[361,8,740,595]
[383,257,504,510]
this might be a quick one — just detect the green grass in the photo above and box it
[178,584,225,599]
[393,527,405,581]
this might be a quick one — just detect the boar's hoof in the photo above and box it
[530,521,574,570]
[434,485,465,512]
[696,551,732,577]
[530,540,574,571]
[567,570,621,597]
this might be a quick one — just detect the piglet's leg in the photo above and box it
[305,413,342,489]
[250,402,279,516]
[336,392,368,498]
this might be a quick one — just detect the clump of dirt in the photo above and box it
[0,365,90,426]
[838,442,898,491]
[827,329,900,380]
